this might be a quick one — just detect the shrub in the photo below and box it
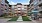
[0,13,8,17]
[22,16,31,21]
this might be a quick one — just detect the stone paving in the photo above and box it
[17,16,23,21]
[0,17,42,23]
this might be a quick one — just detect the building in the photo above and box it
[8,5,12,17]
[30,0,42,17]
[0,0,9,16]
[0,0,3,16]
[13,3,28,16]
[30,0,42,12]
[0,0,5,16]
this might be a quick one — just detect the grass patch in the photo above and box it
[22,16,31,21]
[8,16,19,21]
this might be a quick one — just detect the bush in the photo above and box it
[0,13,8,17]
[8,16,19,21]
[22,16,31,21]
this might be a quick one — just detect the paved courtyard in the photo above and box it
[0,17,42,23]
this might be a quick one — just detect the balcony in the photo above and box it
[14,9,17,10]
[38,0,42,5]
[17,8,21,10]
[14,6,17,8]
[38,3,42,7]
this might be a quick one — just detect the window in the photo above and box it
[1,8,3,9]
[14,8,17,9]
[18,13,21,14]
[1,10,4,11]
[24,10,27,11]
[41,6,42,9]
[14,9,17,10]
[18,11,21,12]
[1,7,3,8]
[15,14,17,15]
[39,0,41,1]
[9,11,11,12]
[24,8,27,9]
[31,4,33,6]
[24,13,27,14]
[24,5,26,6]
[18,10,21,11]
[14,5,17,6]
[9,8,11,9]
[14,13,17,14]
[18,8,21,10]
[18,7,21,8]
[1,4,4,6]
[9,9,10,10]
[5,9,7,10]
[5,5,7,6]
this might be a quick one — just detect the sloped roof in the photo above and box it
[16,3,22,5]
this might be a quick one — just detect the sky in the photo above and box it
[7,0,30,5]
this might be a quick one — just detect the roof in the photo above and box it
[16,3,22,5]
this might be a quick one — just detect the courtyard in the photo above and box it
[0,0,42,23]
[0,17,42,23]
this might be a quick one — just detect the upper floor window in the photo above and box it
[1,7,3,8]
[14,5,17,6]
[5,5,7,7]
[18,10,21,11]
[41,6,42,9]
[1,10,4,11]
[18,7,21,8]
[9,8,11,9]
[1,4,4,6]
[31,4,33,6]
[5,9,7,10]
[24,5,26,6]
[39,0,41,1]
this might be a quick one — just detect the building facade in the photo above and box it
[0,0,9,16]
[0,0,5,16]
[30,0,42,17]
[30,0,42,11]
[13,3,28,16]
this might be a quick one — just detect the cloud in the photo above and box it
[9,1,16,5]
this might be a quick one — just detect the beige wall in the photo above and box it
[14,4,28,16]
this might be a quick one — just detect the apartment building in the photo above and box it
[30,0,42,11]
[0,0,9,16]
[0,0,5,16]
[13,3,28,16]
[8,5,12,17]
[30,0,42,17]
